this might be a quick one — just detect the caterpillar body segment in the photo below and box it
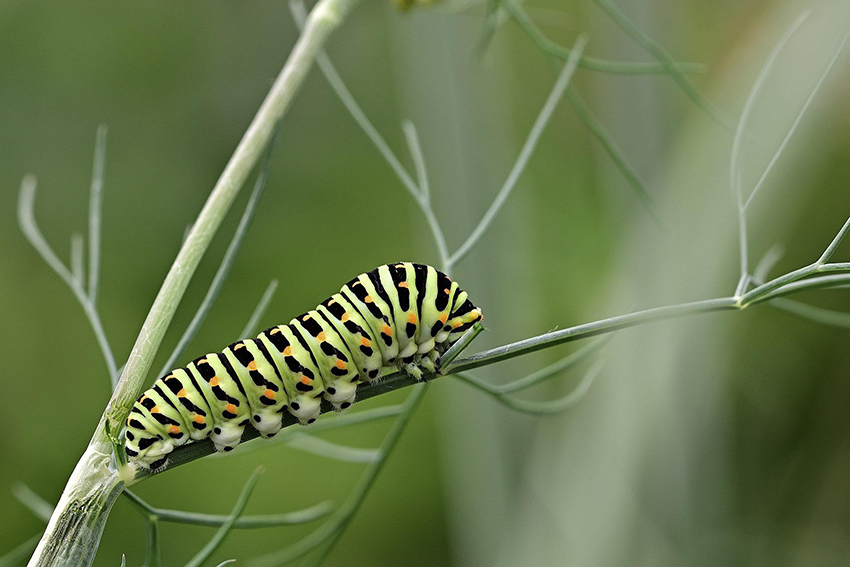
[125,263,483,471]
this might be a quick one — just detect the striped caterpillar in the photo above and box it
[124,263,483,470]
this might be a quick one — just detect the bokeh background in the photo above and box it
[2,0,850,565]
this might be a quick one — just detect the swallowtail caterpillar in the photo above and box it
[125,263,483,470]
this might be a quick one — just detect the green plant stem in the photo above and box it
[240,279,280,337]
[184,469,262,567]
[88,125,107,304]
[246,385,426,567]
[144,517,160,567]
[564,87,656,219]
[18,177,119,385]
[123,490,333,528]
[743,30,849,210]
[158,123,282,376]
[448,40,585,267]
[591,0,732,128]
[26,1,361,565]
[731,12,809,289]
[499,0,705,75]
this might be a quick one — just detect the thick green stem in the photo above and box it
[27,0,361,564]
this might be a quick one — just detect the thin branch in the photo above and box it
[456,359,603,414]
[71,233,84,285]
[769,297,850,329]
[88,124,107,303]
[591,0,732,128]
[143,517,160,567]
[499,0,705,75]
[246,386,426,567]
[0,535,41,567]
[817,216,850,265]
[448,37,586,267]
[290,0,419,200]
[741,217,850,305]
[184,468,263,567]
[18,177,119,384]
[401,120,450,266]
[445,297,739,372]
[565,87,657,221]
[286,434,381,463]
[731,12,809,285]
[123,489,332,528]
[239,279,280,338]
[158,124,282,377]
[743,30,849,210]
[291,0,451,267]
[439,322,486,368]
[12,484,54,523]
[467,334,608,395]
[754,244,785,284]
[402,120,430,201]
[750,274,850,304]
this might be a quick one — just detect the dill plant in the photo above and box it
[5,0,850,565]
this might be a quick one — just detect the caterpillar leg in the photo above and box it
[419,351,439,374]
[210,421,245,453]
[324,378,358,411]
[288,394,322,425]
[402,362,425,381]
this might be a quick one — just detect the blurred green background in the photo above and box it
[2,0,850,565]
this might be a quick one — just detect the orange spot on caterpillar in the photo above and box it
[247,361,258,371]
[177,389,187,398]
[341,313,350,322]
[210,376,220,386]
[439,313,448,323]
[300,376,311,385]
[328,298,337,305]
[168,425,180,434]
[264,389,275,399]
[317,332,327,341]
[365,295,373,303]
[361,337,371,347]
[382,325,392,336]
[335,360,346,370]
[452,321,463,328]
[408,313,418,324]
[270,327,281,335]
[234,343,245,350]
[226,403,237,414]
[283,346,293,356]
[444,288,450,295]
[193,415,205,424]
[151,406,160,414]
[398,281,409,288]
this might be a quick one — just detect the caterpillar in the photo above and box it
[125,263,483,471]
